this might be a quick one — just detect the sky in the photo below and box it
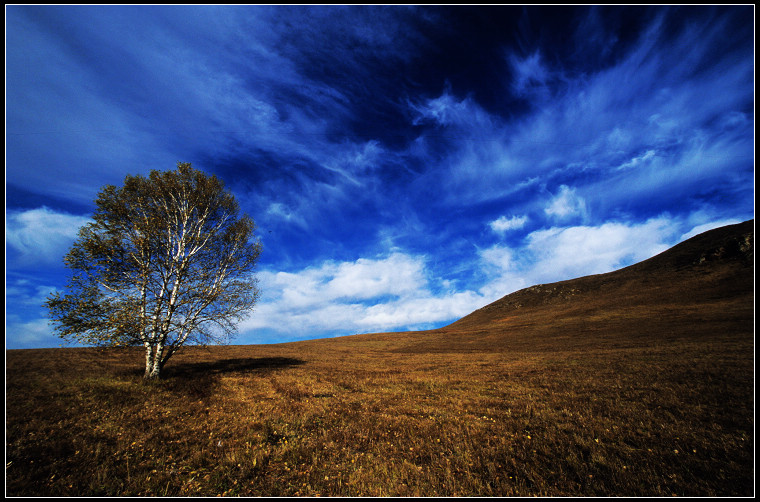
[5,5,755,349]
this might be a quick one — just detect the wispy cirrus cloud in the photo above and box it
[6,207,90,267]
[6,6,415,208]
[407,8,753,220]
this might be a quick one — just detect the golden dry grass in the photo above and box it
[6,320,753,496]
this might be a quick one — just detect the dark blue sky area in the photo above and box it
[6,5,754,348]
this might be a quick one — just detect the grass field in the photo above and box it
[5,221,754,496]
[6,324,753,496]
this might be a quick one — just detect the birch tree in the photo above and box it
[45,163,261,379]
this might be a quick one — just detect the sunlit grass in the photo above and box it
[6,327,753,496]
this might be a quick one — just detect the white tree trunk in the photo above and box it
[144,343,155,379]
[144,341,164,380]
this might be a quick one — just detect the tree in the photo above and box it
[45,163,262,379]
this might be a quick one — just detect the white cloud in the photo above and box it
[489,214,528,234]
[240,252,488,338]
[6,207,91,267]
[324,254,426,301]
[523,218,678,283]
[476,216,684,302]
[477,245,531,302]
[259,253,427,308]
[356,290,483,329]
[544,185,588,222]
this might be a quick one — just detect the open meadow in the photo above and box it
[6,221,754,496]
[6,323,753,496]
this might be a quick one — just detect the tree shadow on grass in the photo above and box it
[114,357,306,400]
[159,357,306,400]
[165,356,306,378]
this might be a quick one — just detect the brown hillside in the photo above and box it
[371,219,753,353]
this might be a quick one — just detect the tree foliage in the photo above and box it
[46,163,261,379]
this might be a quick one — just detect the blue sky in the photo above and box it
[6,6,754,349]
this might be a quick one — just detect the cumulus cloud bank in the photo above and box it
[242,253,486,341]
[241,215,712,343]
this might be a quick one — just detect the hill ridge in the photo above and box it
[438,219,753,338]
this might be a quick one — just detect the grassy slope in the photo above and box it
[5,221,754,496]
